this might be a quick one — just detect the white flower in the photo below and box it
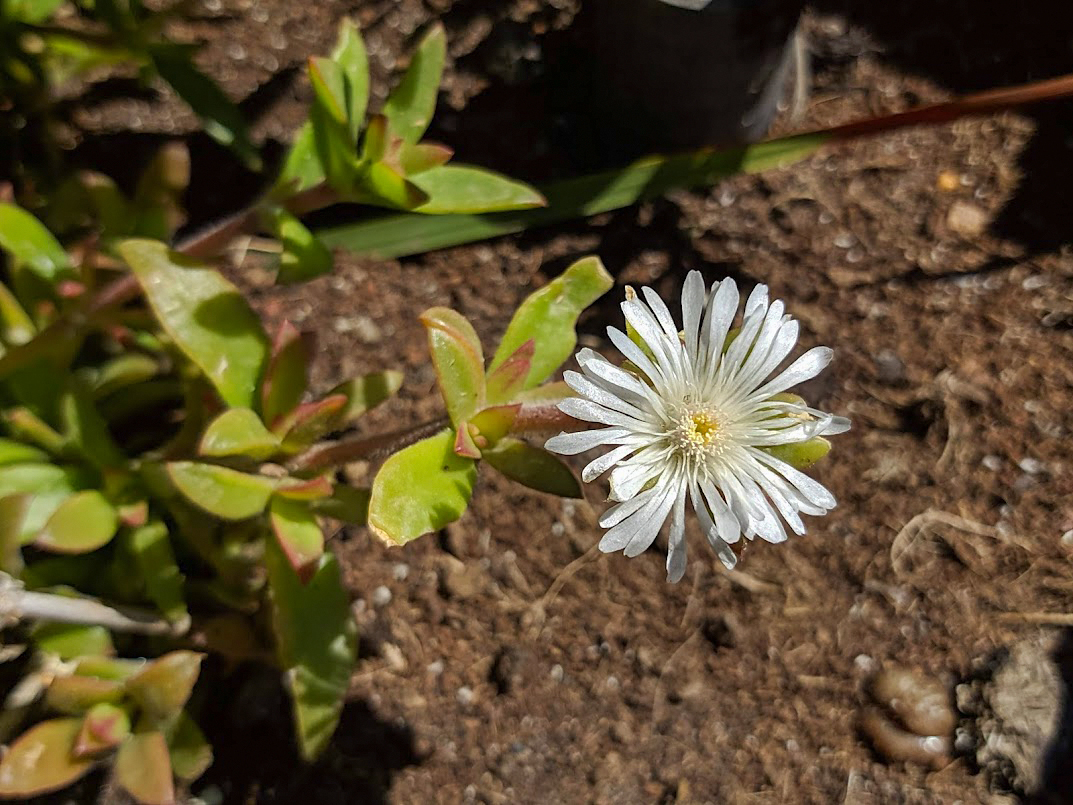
[545,271,849,583]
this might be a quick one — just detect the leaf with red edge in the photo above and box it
[261,322,310,426]
[420,307,485,425]
[485,340,533,404]
[115,731,175,805]
[453,424,481,459]
[275,476,333,501]
[399,142,453,175]
[0,718,94,797]
[74,703,131,757]
[275,395,348,452]
[166,462,276,520]
[269,496,325,581]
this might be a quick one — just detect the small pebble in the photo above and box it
[982,455,1003,471]
[426,660,444,676]
[392,563,410,581]
[456,686,474,706]
[371,585,392,607]
[1018,457,1045,475]
[550,664,564,683]
[870,667,957,736]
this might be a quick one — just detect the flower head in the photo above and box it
[545,271,849,582]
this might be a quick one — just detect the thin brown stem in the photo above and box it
[288,416,451,473]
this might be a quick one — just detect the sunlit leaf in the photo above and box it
[120,239,269,409]
[382,23,446,145]
[92,353,160,398]
[35,490,119,554]
[326,370,404,423]
[276,395,348,452]
[275,476,333,501]
[7,0,66,23]
[309,485,369,525]
[368,428,476,545]
[490,256,613,388]
[469,404,519,447]
[0,494,28,573]
[166,462,276,520]
[0,718,94,797]
[199,408,280,460]
[115,731,176,805]
[0,439,46,465]
[420,307,485,425]
[482,438,582,498]
[357,161,428,209]
[264,538,356,760]
[0,281,35,346]
[410,165,545,214]
[125,651,204,723]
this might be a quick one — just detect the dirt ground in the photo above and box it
[60,1,1073,803]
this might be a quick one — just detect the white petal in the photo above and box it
[690,484,738,568]
[742,460,807,535]
[582,443,638,482]
[545,427,633,455]
[623,478,679,558]
[559,398,651,430]
[641,286,680,340]
[751,347,833,399]
[700,278,739,371]
[752,451,837,510]
[698,478,742,544]
[817,414,852,435]
[607,327,665,387]
[744,283,769,319]
[666,488,688,583]
[608,456,662,502]
[599,485,658,527]
[622,299,679,371]
[580,357,654,405]
[563,371,650,421]
[681,271,705,361]
[600,477,676,553]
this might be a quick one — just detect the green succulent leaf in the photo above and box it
[490,256,613,389]
[327,370,404,423]
[115,730,175,805]
[265,537,356,761]
[269,207,334,284]
[164,712,212,782]
[276,395,348,451]
[166,462,277,520]
[483,438,582,498]
[382,23,446,145]
[0,281,35,346]
[0,463,92,544]
[761,436,832,470]
[0,202,72,283]
[358,161,428,209]
[73,702,131,758]
[60,381,126,469]
[45,674,126,715]
[7,0,66,23]
[276,124,322,195]
[33,622,114,660]
[269,496,325,581]
[368,428,476,545]
[399,142,453,175]
[199,408,280,460]
[0,718,95,797]
[485,340,533,405]
[119,239,269,409]
[420,307,485,425]
[125,520,188,624]
[92,353,160,398]
[275,476,333,501]
[125,651,204,724]
[469,404,519,447]
[0,439,45,465]
[310,485,369,525]
[410,165,546,214]
[260,322,309,425]
[35,490,119,554]
[0,494,28,573]
[133,142,190,239]
[149,43,260,170]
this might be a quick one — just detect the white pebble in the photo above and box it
[427,660,444,676]
[456,686,474,705]
[371,585,392,607]
[550,664,564,682]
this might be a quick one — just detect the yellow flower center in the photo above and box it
[670,407,725,461]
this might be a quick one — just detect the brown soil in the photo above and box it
[61,1,1073,803]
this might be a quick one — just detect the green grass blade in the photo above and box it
[316,133,829,259]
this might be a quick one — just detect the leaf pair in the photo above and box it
[367,256,613,545]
